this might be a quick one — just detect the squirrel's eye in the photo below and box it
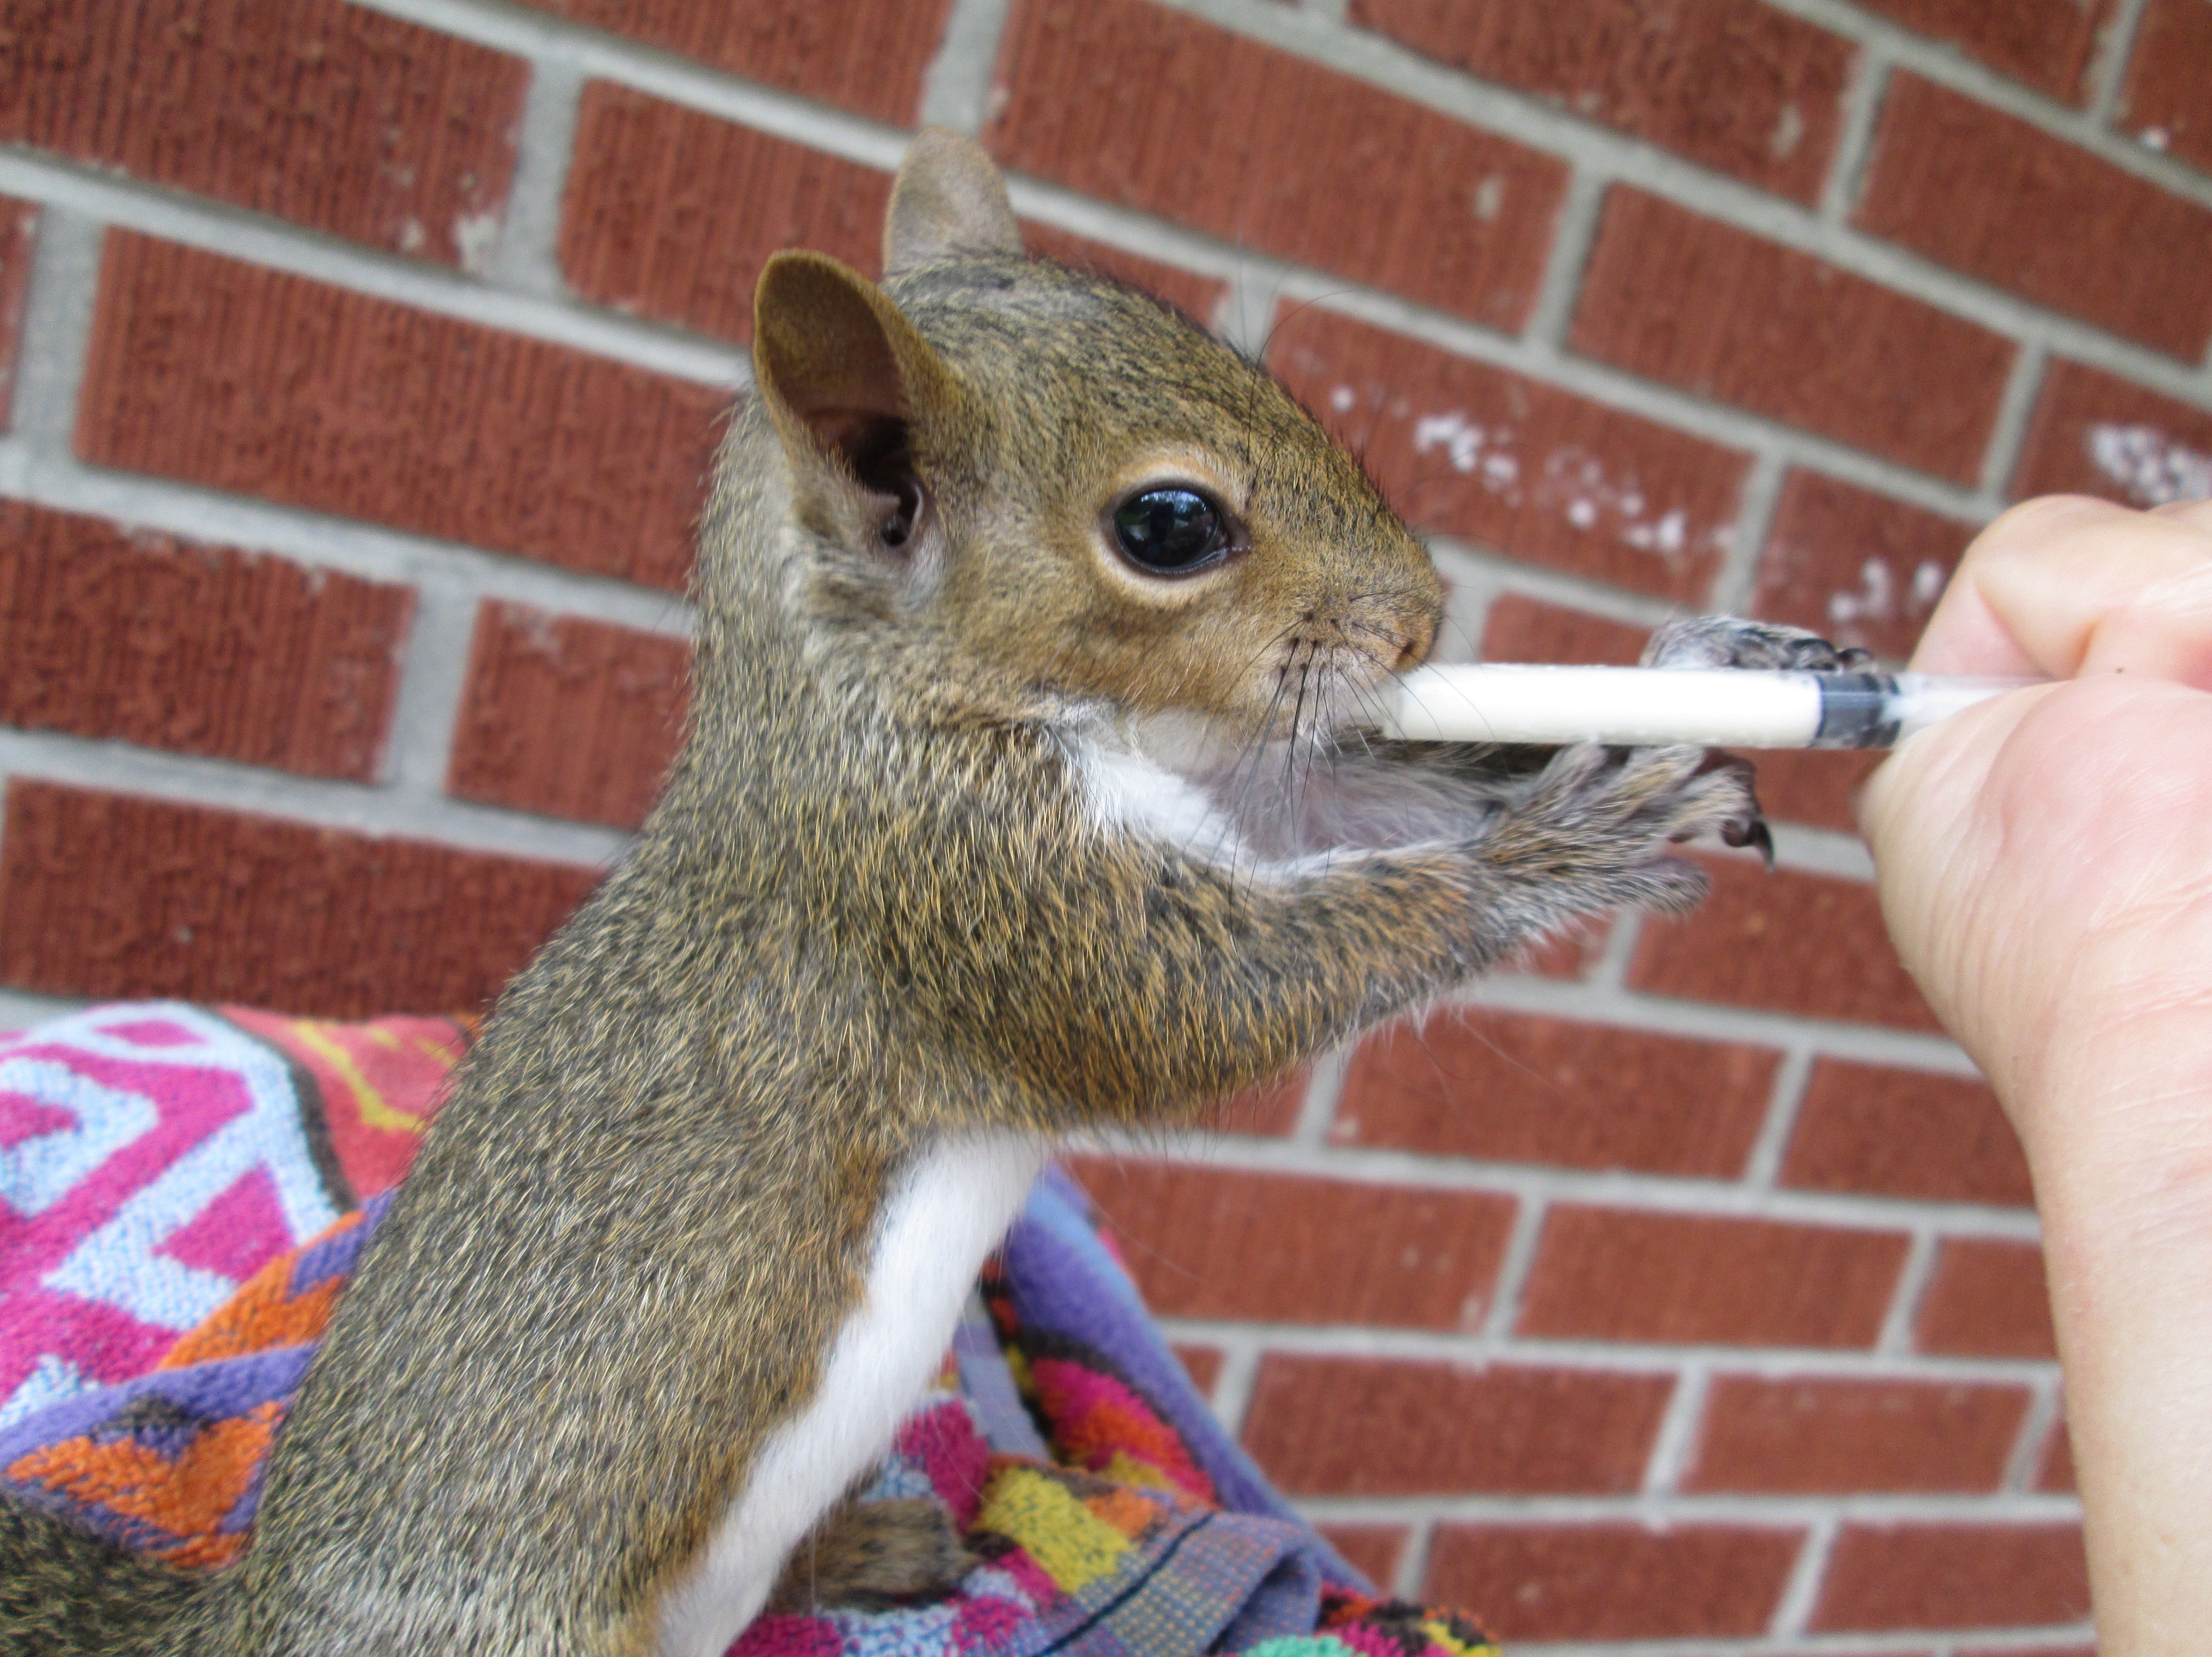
[1112,487,1228,575]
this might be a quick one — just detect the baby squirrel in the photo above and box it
[0,131,1852,1655]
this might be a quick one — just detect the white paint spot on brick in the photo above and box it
[398,218,426,256]
[1330,384,1356,413]
[2088,422,2212,507]
[1471,175,1505,223]
[1824,555,1951,645]
[453,210,502,278]
[2141,127,2172,152]
[1412,411,1499,480]
[1771,103,1805,161]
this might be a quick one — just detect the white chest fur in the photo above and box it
[652,1132,1049,1657]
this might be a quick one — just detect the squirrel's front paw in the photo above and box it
[1479,743,1762,916]
[1641,616,1874,672]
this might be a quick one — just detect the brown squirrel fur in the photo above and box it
[0,131,1838,1656]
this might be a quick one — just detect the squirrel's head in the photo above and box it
[748,129,1442,747]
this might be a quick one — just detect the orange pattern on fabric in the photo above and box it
[1081,1483,1163,1536]
[155,1228,355,1371]
[6,1400,282,1568]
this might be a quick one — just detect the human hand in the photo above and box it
[1859,495,2212,1656]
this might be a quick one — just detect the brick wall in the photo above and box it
[7,0,2211,1646]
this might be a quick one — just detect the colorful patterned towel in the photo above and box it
[0,1002,1498,1657]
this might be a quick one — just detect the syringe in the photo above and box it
[1379,665,2042,749]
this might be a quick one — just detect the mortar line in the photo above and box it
[1087,1129,2043,1239]
[487,56,588,296]
[1874,1228,1942,1357]
[1486,1630,2092,1657]
[1421,549,1501,668]
[0,148,747,388]
[0,447,699,638]
[379,578,489,799]
[1584,905,1644,993]
[6,204,103,456]
[1521,166,1610,351]
[919,0,1018,132]
[1477,1194,1549,1340]
[1640,1364,1711,1494]
[2086,0,2157,124]
[2002,1376,2064,1495]
[1290,1042,1355,1149]
[0,989,93,1031]
[1978,343,2053,503]
[1207,1340,1263,1437]
[1393,1518,1434,1599]
[1711,451,1790,614]
[1281,1490,2080,1527]
[0,728,631,868]
[1769,1516,1840,1638]
[1742,1047,1817,1191]
[1814,42,1893,226]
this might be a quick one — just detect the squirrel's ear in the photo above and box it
[883,128,1023,276]
[752,251,954,550]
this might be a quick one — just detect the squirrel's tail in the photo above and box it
[0,1499,216,1656]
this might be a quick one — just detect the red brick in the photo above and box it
[1241,1355,1670,1494]
[1914,1237,2056,1358]
[513,0,949,126]
[1315,1524,1407,1590]
[986,0,1567,331]
[1812,1523,2089,1631]
[1193,1070,1307,1138]
[1063,1157,1515,1330]
[1848,0,2114,101]
[1855,76,2212,361]
[1571,189,2014,484]
[0,197,36,428]
[1335,1009,1778,1179]
[1752,469,1975,663]
[1741,747,1883,835]
[2012,359,2212,509]
[76,233,720,592]
[1018,223,1227,325]
[1629,855,1941,1032]
[1479,593,1648,665]
[1271,307,1748,601]
[1685,1375,2030,1493]
[0,783,596,1017]
[1783,1059,2031,1207]
[1960,1649,2093,1657]
[1169,1344,1222,1395]
[0,0,524,266]
[2118,0,2212,174]
[2038,1418,2075,1492]
[1350,0,1852,202]
[560,87,890,345]
[1422,1523,1802,1640]
[446,603,687,831]
[1517,1206,1909,1348]
[0,503,410,781]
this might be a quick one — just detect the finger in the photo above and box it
[2080,562,2212,690]
[1911,496,2212,679]
[2151,498,2212,533]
